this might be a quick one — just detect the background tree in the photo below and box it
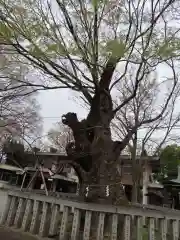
[0,91,42,145]
[156,145,180,182]
[0,45,42,153]
[47,123,73,152]
[112,67,180,203]
[0,0,180,204]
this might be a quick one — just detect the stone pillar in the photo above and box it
[71,208,81,240]
[59,206,69,240]
[83,211,92,240]
[6,196,17,226]
[15,175,19,186]
[149,218,155,240]
[0,195,12,225]
[96,212,105,240]
[52,179,57,192]
[136,216,143,240]
[21,199,33,231]
[124,215,131,240]
[14,198,25,228]
[111,214,118,240]
[39,202,49,237]
[49,204,59,236]
[30,200,40,234]
[142,165,149,205]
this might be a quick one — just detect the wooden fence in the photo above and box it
[1,190,180,239]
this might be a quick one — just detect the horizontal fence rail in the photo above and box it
[1,190,180,239]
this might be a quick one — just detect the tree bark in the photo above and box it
[62,83,128,205]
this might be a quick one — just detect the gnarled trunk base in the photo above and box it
[61,87,129,205]
[78,160,128,205]
[63,130,128,205]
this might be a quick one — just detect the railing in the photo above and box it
[21,189,84,202]
[1,190,180,239]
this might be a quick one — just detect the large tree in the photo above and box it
[0,0,180,204]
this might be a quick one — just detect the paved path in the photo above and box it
[0,227,42,240]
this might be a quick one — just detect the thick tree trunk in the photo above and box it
[61,59,131,205]
[61,86,128,205]
[62,116,128,204]
[83,157,127,205]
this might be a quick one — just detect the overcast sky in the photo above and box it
[37,61,179,136]
[38,89,87,134]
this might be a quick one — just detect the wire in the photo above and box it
[35,117,180,129]
[79,180,123,187]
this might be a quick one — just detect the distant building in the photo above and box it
[6,151,161,204]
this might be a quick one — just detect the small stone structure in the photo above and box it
[1,190,180,239]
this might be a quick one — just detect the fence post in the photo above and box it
[96,212,105,240]
[0,195,12,225]
[49,204,60,236]
[30,200,40,234]
[14,198,25,228]
[124,215,131,240]
[111,213,118,240]
[21,199,33,231]
[71,208,81,240]
[83,210,92,240]
[6,196,17,226]
[59,206,69,240]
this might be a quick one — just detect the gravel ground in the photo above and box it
[0,227,46,240]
